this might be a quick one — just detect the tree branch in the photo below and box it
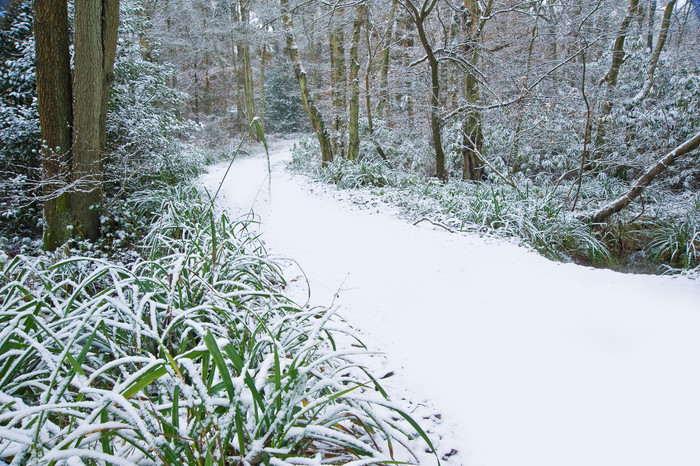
[588,130,700,224]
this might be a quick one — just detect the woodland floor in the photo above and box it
[199,139,700,466]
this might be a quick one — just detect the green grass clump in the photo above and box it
[318,155,394,189]
[0,187,435,465]
[646,215,700,270]
[391,180,609,265]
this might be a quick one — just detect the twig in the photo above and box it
[413,217,454,233]
[630,196,645,224]
[329,273,351,307]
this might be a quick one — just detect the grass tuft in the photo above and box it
[0,187,436,465]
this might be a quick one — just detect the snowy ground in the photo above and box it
[199,140,700,466]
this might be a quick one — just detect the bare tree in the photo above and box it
[397,0,447,180]
[280,0,333,164]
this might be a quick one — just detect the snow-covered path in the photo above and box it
[200,140,700,466]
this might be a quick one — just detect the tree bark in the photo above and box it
[72,0,118,241]
[99,0,119,152]
[34,0,73,251]
[461,0,486,181]
[596,0,640,149]
[280,0,333,165]
[348,5,365,161]
[589,130,700,224]
[376,0,397,122]
[240,3,258,140]
[329,11,347,158]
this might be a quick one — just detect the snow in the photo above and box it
[200,139,700,466]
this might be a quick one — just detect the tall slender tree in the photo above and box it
[347,4,366,161]
[280,0,333,165]
[376,0,397,122]
[397,0,446,180]
[460,0,492,181]
[330,8,347,158]
[240,1,258,138]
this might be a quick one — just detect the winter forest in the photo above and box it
[1,0,700,464]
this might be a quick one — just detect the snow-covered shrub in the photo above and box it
[0,188,435,465]
[0,0,38,165]
[385,179,609,264]
[264,58,308,134]
[0,0,42,250]
[105,3,197,192]
[319,155,395,189]
[288,136,321,172]
[646,196,700,270]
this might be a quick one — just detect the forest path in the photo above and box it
[199,139,700,466]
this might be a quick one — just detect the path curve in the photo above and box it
[200,140,700,466]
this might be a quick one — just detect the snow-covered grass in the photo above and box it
[386,179,610,264]
[291,137,700,273]
[647,208,700,270]
[291,138,609,265]
[0,185,436,465]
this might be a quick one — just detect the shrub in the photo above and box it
[647,215,700,270]
[0,0,42,250]
[318,155,395,189]
[291,137,609,265]
[387,180,610,265]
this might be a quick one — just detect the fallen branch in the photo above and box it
[589,129,700,224]
[413,217,454,233]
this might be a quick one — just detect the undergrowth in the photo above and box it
[291,136,700,275]
[290,137,609,266]
[0,185,436,465]
[645,195,700,271]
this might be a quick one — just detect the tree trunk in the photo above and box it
[72,0,108,241]
[229,2,246,133]
[34,0,73,251]
[427,53,446,180]
[399,14,414,129]
[362,8,388,160]
[595,0,640,149]
[280,0,333,165]
[348,5,365,161]
[461,0,485,181]
[99,0,119,152]
[635,0,675,102]
[590,130,700,224]
[240,3,257,139]
[259,44,268,133]
[35,0,119,248]
[376,0,397,122]
[647,0,657,50]
[401,0,446,180]
[330,12,347,158]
